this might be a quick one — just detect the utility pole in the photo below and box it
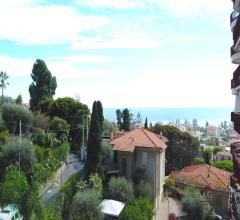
[19,120,22,173]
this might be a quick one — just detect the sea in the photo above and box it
[103,108,233,126]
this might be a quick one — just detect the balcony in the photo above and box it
[231,11,240,31]
[232,66,240,94]
[232,112,240,134]
[233,15,240,50]
[233,0,240,12]
[232,46,240,64]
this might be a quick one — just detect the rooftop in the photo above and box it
[110,128,168,152]
[171,164,231,191]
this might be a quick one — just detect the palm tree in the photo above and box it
[0,71,9,104]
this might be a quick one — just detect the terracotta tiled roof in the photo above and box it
[171,164,231,191]
[110,128,168,152]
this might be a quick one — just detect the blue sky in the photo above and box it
[0,0,235,108]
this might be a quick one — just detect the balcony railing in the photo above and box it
[231,112,240,134]
[231,11,240,31]
[233,15,240,50]
[232,46,240,64]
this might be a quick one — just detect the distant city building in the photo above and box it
[214,151,233,161]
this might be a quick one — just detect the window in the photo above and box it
[142,152,148,165]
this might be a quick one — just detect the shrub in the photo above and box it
[135,180,152,200]
[119,197,154,220]
[165,177,175,189]
[0,137,36,177]
[108,177,134,203]
[49,117,70,144]
[211,160,233,172]
[194,157,205,164]
[33,129,59,148]
[182,187,210,220]
[58,173,80,219]
[69,189,103,220]
[2,103,33,134]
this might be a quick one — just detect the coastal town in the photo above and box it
[0,0,239,220]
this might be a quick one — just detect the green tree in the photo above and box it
[103,119,117,137]
[107,177,134,203]
[144,117,148,129]
[213,146,224,155]
[135,180,152,200]
[149,124,199,174]
[29,59,57,112]
[0,71,9,104]
[49,117,70,144]
[49,97,89,150]
[116,109,122,129]
[69,189,103,220]
[203,147,213,164]
[15,94,23,105]
[85,101,103,179]
[122,108,130,131]
[182,187,210,220]
[0,169,29,208]
[2,103,33,135]
[0,137,36,178]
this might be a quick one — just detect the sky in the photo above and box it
[0,0,236,108]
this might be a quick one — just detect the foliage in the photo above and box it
[211,160,233,172]
[203,147,213,164]
[119,197,154,220]
[107,177,134,203]
[0,169,29,208]
[213,146,224,155]
[32,129,59,148]
[34,143,70,183]
[103,119,117,137]
[69,189,103,220]
[49,117,70,144]
[144,117,148,129]
[0,71,9,104]
[43,206,62,220]
[165,177,175,189]
[85,101,103,179]
[2,103,33,134]
[194,157,205,164]
[38,97,54,114]
[116,109,123,129]
[0,137,36,177]
[182,187,210,220]
[58,173,80,219]
[33,111,50,131]
[102,140,113,162]
[149,124,199,174]
[49,97,89,150]
[29,59,57,112]
[89,173,103,199]
[15,94,23,105]
[135,180,152,200]
[122,108,131,131]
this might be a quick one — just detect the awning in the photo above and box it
[101,199,125,217]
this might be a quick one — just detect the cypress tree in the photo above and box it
[122,108,130,131]
[144,117,148,129]
[85,101,103,180]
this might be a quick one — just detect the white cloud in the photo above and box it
[149,0,232,18]
[71,35,162,50]
[0,2,111,45]
[75,0,144,9]
[49,55,113,63]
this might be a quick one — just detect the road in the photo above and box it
[41,153,83,205]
